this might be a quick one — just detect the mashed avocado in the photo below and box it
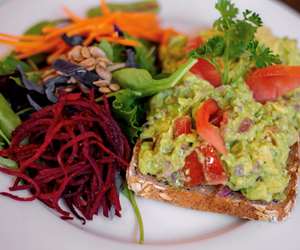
[140,30,300,202]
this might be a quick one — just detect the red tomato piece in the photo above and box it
[183,150,205,187]
[173,116,192,138]
[185,36,222,87]
[200,144,227,185]
[246,65,300,103]
[190,59,222,87]
[195,99,227,154]
[185,36,204,52]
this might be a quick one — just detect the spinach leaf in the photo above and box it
[86,0,159,17]
[110,89,144,142]
[98,40,126,62]
[112,58,197,97]
[98,40,114,61]
[24,20,54,35]
[0,55,30,76]
[0,94,21,140]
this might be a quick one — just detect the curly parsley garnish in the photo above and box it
[191,0,281,84]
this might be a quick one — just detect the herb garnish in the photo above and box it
[191,0,281,84]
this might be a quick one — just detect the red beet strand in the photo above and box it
[0,93,131,223]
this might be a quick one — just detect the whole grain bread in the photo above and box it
[127,142,300,222]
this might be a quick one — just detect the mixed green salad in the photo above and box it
[0,0,300,244]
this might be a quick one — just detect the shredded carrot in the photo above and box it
[47,43,70,63]
[100,0,111,16]
[63,6,82,22]
[161,28,179,45]
[0,0,173,63]
[0,33,42,41]
[97,37,140,47]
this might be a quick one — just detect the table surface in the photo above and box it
[279,0,300,12]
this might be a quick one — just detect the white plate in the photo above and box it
[0,0,300,250]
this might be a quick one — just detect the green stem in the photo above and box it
[0,129,10,145]
[16,107,34,116]
[122,184,144,244]
[0,156,17,168]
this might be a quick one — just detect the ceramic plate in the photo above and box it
[0,0,300,250]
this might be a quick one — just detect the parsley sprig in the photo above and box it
[191,0,281,84]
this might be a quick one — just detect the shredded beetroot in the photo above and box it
[0,93,131,223]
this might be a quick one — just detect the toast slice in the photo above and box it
[127,141,300,222]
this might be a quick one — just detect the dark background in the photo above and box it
[280,0,300,12]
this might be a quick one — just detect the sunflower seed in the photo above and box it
[86,64,96,71]
[95,65,112,81]
[89,46,106,58]
[159,193,172,201]
[68,45,83,62]
[96,57,112,65]
[93,79,110,87]
[81,46,91,59]
[99,86,112,94]
[97,61,107,68]
[79,58,96,68]
[109,83,120,92]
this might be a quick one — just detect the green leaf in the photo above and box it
[86,0,159,17]
[9,71,42,87]
[0,157,18,169]
[24,20,54,35]
[9,76,22,86]
[243,9,263,27]
[122,183,144,244]
[248,40,281,68]
[113,58,197,96]
[0,55,31,76]
[192,0,280,84]
[98,40,127,62]
[111,89,144,142]
[26,71,42,83]
[0,94,21,140]
[98,40,114,61]
[134,40,157,75]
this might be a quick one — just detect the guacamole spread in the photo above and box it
[138,31,300,202]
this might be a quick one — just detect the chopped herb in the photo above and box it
[191,0,281,84]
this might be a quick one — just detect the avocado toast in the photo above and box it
[127,1,300,221]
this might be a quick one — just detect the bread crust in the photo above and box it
[127,142,300,222]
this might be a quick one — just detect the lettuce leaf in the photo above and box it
[110,89,145,143]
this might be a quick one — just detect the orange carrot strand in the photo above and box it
[63,5,82,22]
[100,0,111,16]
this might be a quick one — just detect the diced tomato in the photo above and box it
[195,99,227,154]
[185,36,204,52]
[246,65,300,103]
[185,36,222,87]
[190,59,222,87]
[199,144,227,185]
[173,116,192,138]
[183,150,205,187]
[183,145,227,187]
